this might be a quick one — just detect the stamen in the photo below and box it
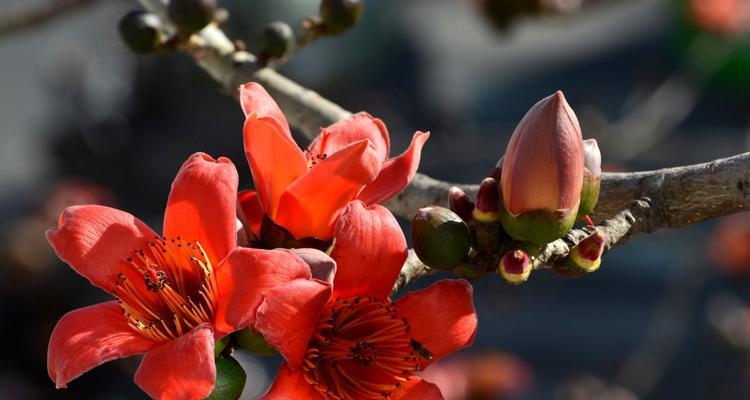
[114,238,218,343]
[302,297,432,399]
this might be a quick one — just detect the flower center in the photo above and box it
[304,130,330,169]
[302,297,431,400]
[113,237,218,343]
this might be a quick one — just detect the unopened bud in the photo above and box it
[473,177,500,223]
[320,0,364,34]
[258,21,294,62]
[499,249,531,285]
[167,0,217,35]
[234,328,278,356]
[567,229,605,273]
[118,10,162,54]
[500,91,584,244]
[577,139,601,220]
[449,186,475,222]
[412,207,472,270]
[206,356,247,400]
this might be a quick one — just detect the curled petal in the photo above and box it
[163,152,239,264]
[291,248,337,284]
[239,82,292,138]
[135,324,216,400]
[261,362,324,399]
[238,189,264,238]
[213,248,312,334]
[254,279,332,368]
[48,301,155,388]
[330,201,407,299]
[243,115,307,218]
[275,139,382,239]
[47,205,158,293]
[395,280,477,367]
[310,112,390,161]
[358,131,430,205]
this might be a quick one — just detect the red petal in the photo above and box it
[390,376,444,400]
[48,301,155,388]
[213,248,312,334]
[239,82,292,138]
[163,152,239,264]
[261,362,323,399]
[134,324,216,400]
[358,131,430,205]
[309,112,390,161]
[291,248,337,284]
[47,205,158,293]
[395,280,477,366]
[330,201,407,299]
[244,115,307,218]
[275,140,382,239]
[238,189,264,238]
[254,279,332,368]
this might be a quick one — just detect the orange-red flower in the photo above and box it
[253,201,478,399]
[46,153,314,399]
[689,0,750,35]
[238,82,430,241]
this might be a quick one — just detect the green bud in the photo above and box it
[205,356,246,400]
[167,0,217,35]
[258,21,294,61]
[412,206,472,270]
[234,328,278,356]
[214,335,230,357]
[118,10,162,54]
[473,177,501,223]
[498,249,531,285]
[319,0,364,34]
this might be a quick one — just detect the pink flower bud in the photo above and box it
[499,91,584,244]
[578,139,601,219]
[449,186,475,222]
[473,177,500,223]
[498,249,531,285]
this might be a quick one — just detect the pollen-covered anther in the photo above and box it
[113,237,218,343]
[301,297,431,400]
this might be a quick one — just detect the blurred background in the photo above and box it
[1,0,750,398]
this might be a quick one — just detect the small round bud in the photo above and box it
[449,186,475,222]
[567,229,605,273]
[205,356,246,400]
[118,10,161,54]
[234,328,278,356]
[473,177,501,223]
[258,21,294,61]
[319,0,364,34]
[412,206,472,270]
[499,249,531,285]
[167,0,217,35]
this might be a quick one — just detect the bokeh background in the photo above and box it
[1,0,750,398]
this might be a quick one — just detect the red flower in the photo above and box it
[253,201,478,399]
[238,82,430,240]
[47,153,315,399]
[689,0,750,35]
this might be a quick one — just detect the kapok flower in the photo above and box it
[500,91,584,244]
[47,153,314,400]
[689,0,750,35]
[253,201,478,399]
[238,82,430,241]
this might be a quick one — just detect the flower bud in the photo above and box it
[473,177,500,223]
[234,328,278,356]
[449,186,475,222]
[258,21,294,62]
[498,249,531,285]
[412,206,472,270]
[500,91,584,244]
[206,356,246,400]
[577,139,601,220]
[167,0,217,35]
[118,10,162,54]
[320,0,364,34]
[567,229,605,274]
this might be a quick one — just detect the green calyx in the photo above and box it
[412,206,472,271]
[500,206,578,245]
[258,22,294,61]
[205,356,246,400]
[319,0,364,34]
[234,328,278,356]
[576,170,601,220]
